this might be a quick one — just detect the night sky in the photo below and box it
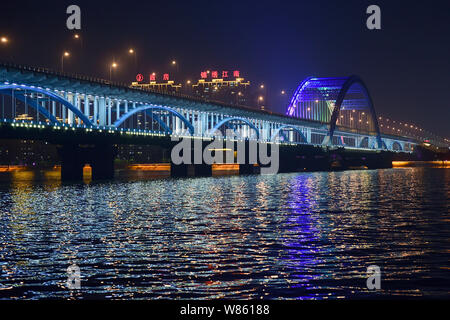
[0,0,449,137]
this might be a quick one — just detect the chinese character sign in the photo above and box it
[198,70,242,80]
[150,73,156,81]
[163,73,170,81]
[136,74,144,82]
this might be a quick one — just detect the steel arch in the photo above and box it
[210,117,260,139]
[0,84,93,126]
[392,141,403,151]
[324,76,383,148]
[114,105,194,134]
[271,125,307,143]
[286,76,314,116]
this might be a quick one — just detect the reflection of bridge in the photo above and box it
[0,63,415,152]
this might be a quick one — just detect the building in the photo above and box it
[130,69,254,107]
[131,73,181,94]
[189,70,250,106]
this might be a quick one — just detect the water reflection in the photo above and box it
[0,168,448,299]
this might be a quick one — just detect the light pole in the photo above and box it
[1,36,9,60]
[171,60,179,80]
[110,62,118,81]
[73,33,83,49]
[61,51,70,72]
[128,48,137,71]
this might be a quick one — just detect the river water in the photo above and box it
[0,167,448,299]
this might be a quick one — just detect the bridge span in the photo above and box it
[0,63,415,151]
[0,63,424,180]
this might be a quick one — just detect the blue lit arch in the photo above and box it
[210,117,260,139]
[271,125,307,143]
[392,141,403,151]
[114,105,194,134]
[0,84,94,126]
[326,76,382,148]
[286,76,383,149]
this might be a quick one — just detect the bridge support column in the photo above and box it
[99,97,106,126]
[170,163,212,177]
[90,145,116,180]
[58,144,117,181]
[58,144,84,181]
[170,139,212,177]
[84,94,89,118]
[239,140,260,174]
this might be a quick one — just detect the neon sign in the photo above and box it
[136,74,144,82]
[200,70,241,79]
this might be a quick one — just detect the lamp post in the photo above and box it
[73,33,83,49]
[128,48,137,73]
[1,36,9,60]
[61,51,70,72]
[110,62,118,81]
[171,60,179,80]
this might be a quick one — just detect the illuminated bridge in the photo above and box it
[0,63,416,151]
[0,63,434,179]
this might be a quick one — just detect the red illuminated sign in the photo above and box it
[200,71,207,79]
[211,71,218,78]
[136,74,144,82]
[150,73,156,81]
[163,73,169,81]
[233,70,240,77]
[222,71,228,78]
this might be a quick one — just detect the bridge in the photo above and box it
[0,63,426,179]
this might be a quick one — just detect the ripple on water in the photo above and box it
[0,167,449,299]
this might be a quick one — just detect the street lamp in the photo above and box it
[73,33,83,49]
[128,48,137,72]
[171,59,179,76]
[1,37,8,44]
[110,62,118,81]
[61,51,70,72]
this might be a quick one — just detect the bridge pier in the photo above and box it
[58,144,117,181]
[58,144,84,181]
[170,163,212,177]
[90,145,116,180]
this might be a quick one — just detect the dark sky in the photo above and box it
[0,0,449,137]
